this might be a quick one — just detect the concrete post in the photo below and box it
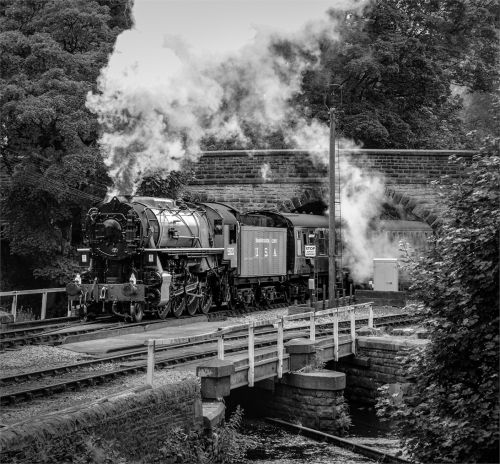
[309,312,315,341]
[333,314,339,362]
[350,309,356,355]
[248,323,255,387]
[285,338,317,371]
[277,318,284,379]
[41,292,48,320]
[146,341,156,387]
[368,305,374,328]
[196,359,235,399]
[11,293,17,321]
[217,335,224,360]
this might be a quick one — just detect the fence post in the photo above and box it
[41,292,48,320]
[146,340,155,387]
[277,318,284,379]
[248,323,255,387]
[368,304,374,328]
[67,299,72,317]
[350,308,356,355]
[309,312,315,341]
[217,335,225,360]
[11,293,18,322]
[333,313,339,362]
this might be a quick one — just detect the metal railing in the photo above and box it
[0,288,66,322]
[145,302,373,388]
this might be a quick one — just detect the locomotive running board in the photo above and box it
[144,248,225,255]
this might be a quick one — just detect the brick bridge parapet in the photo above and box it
[186,149,477,226]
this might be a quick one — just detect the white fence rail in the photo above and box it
[0,288,66,321]
[145,302,374,388]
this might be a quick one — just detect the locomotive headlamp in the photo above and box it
[74,273,82,285]
[144,251,157,266]
[77,249,91,267]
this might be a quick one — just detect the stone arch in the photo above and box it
[384,187,441,228]
[276,187,327,212]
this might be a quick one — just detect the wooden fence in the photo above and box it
[145,302,373,388]
[0,288,67,321]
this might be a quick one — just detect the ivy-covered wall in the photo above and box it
[0,380,203,463]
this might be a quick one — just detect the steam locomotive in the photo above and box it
[66,196,342,321]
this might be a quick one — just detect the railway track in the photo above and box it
[0,320,125,351]
[0,316,79,332]
[0,313,420,406]
[266,418,411,464]
[0,303,290,350]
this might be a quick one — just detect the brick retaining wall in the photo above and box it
[0,380,203,463]
[186,149,477,219]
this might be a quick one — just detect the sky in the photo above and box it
[132,0,354,54]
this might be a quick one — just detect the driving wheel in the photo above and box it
[158,303,171,319]
[186,292,199,316]
[200,287,213,314]
[172,296,186,318]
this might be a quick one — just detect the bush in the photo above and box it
[377,142,499,463]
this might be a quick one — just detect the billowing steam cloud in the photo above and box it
[304,139,401,282]
[338,157,400,281]
[87,0,362,195]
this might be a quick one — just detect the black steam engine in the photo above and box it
[66,196,343,321]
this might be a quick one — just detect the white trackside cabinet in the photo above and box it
[373,258,399,291]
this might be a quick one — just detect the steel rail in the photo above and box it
[266,418,413,464]
[0,316,79,331]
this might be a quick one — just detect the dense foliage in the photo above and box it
[378,138,500,462]
[0,0,130,286]
[293,0,499,148]
[137,170,196,201]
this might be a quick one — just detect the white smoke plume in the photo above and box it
[260,162,272,181]
[337,157,400,282]
[87,0,366,195]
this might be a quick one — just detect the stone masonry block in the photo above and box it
[196,359,235,378]
[282,370,346,391]
[200,376,231,399]
[285,338,317,354]
[202,401,225,431]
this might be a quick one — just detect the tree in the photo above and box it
[0,0,129,287]
[378,135,499,462]
[293,0,499,148]
[137,170,195,200]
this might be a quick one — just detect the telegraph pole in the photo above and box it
[328,107,337,307]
